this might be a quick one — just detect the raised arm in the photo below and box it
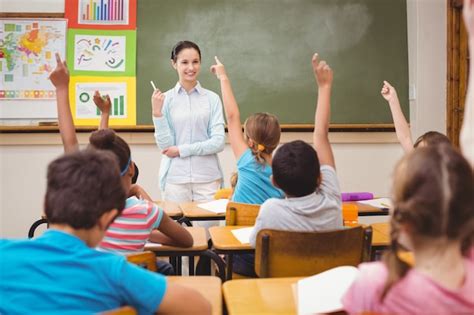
[462,0,474,168]
[49,53,79,153]
[93,91,111,130]
[381,81,414,153]
[152,89,175,150]
[312,53,335,168]
[210,56,248,159]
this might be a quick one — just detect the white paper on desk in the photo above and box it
[358,198,393,209]
[231,227,254,244]
[197,199,229,214]
[297,266,359,315]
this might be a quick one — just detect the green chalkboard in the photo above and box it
[136,0,408,126]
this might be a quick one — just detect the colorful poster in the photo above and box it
[0,19,67,100]
[67,29,136,76]
[69,76,136,126]
[65,0,137,30]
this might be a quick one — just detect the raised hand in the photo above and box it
[93,91,111,115]
[210,56,227,79]
[312,53,333,88]
[48,53,69,89]
[151,89,166,117]
[381,81,399,103]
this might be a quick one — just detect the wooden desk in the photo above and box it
[344,201,389,216]
[145,227,225,278]
[179,201,226,225]
[209,226,253,252]
[154,200,182,219]
[223,277,301,315]
[168,276,222,315]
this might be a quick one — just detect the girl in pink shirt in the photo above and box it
[342,144,474,314]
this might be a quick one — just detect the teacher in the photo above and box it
[151,41,225,203]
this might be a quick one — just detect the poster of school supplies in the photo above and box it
[0,19,66,100]
[69,76,136,126]
[65,0,137,30]
[67,29,136,76]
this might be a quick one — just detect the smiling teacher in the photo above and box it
[151,41,225,203]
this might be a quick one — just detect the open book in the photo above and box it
[295,266,359,315]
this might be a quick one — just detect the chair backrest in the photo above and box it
[225,201,260,226]
[101,306,137,315]
[254,226,372,278]
[126,251,157,272]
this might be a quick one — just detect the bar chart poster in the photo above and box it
[67,29,136,76]
[69,76,136,126]
[65,0,136,30]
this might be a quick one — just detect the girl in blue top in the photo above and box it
[151,41,225,202]
[210,57,284,205]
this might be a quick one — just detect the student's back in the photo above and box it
[343,145,474,314]
[0,230,167,314]
[231,146,283,204]
[249,55,342,247]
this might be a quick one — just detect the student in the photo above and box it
[249,53,343,242]
[462,0,474,170]
[381,81,450,152]
[243,54,343,276]
[92,90,140,184]
[342,144,474,314]
[210,56,284,204]
[49,54,192,273]
[0,150,211,314]
[152,40,225,203]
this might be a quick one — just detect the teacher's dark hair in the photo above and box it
[171,41,201,62]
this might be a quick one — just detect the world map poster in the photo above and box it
[0,19,67,100]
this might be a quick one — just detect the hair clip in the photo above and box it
[257,144,265,152]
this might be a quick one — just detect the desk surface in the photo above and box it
[168,276,222,315]
[180,201,226,219]
[155,200,182,218]
[223,277,301,315]
[144,227,208,252]
[210,223,391,251]
[209,226,253,251]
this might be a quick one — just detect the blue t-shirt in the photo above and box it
[232,148,284,204]
[0,229,167,315]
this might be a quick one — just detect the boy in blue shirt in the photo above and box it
[0,150,210,314]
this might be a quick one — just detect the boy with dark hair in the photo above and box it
[0,150,210,314]
[249,54,342,247]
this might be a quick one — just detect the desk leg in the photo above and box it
[201,250,226,282]
[189,256,195,276]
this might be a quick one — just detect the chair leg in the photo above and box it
[201,250,226,282]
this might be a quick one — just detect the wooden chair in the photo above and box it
[126,251,157,272]
[254,226,372,278]
[214,188,233,200]
[225,202,260,226]
[101,306,137,315]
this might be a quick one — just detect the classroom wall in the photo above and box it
[0,0,447,238]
